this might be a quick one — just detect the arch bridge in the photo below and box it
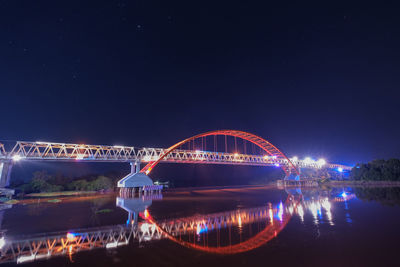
[0,130,352,189]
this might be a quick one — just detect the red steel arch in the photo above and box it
[140,130,299,176]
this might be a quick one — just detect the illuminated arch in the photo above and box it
[140,130,299,176]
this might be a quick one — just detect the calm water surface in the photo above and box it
[1,186,400,266]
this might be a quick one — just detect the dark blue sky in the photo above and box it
[1,1,399,165]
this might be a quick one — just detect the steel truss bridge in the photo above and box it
[0,141,348,169]
[0,203,287,264]
[0,130,352,189]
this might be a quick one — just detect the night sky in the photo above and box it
[1,1,400,167]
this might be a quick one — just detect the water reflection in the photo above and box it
[0,187,361,264]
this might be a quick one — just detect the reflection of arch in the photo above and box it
[144,195,298,254]
[141,130,299,176]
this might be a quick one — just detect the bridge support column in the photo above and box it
[0,160,13,188]
[117,160,154,188]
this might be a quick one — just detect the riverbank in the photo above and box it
[163,183,275,193]
[0,191,115,205]
[24,191,98,198]
[324,180,400,187]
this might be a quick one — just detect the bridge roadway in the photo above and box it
[0,141,351,170]
[0,204,279,264]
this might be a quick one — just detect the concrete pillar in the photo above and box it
[0,160,13,188]
[131,160,141,174]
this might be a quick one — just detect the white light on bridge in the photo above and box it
[0,237,5,249]
[338,167,343,172]
[12,155,22,162]
[113,145,125,149]
[304,157,313,164]
[317,158,326,165]
[35,141,48,144]
[234,153,238,157]
[291,156,298,161]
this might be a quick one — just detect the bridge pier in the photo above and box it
[0,160,13,188]
[0,160,15,197]
[117,161,163,194]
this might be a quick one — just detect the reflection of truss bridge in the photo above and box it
[157,205,273,236]
[0,224,163,264]
[0,204,278,264]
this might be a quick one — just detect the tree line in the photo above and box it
[350,159,400,181]
[14,171,115,193]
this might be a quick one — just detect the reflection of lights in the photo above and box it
[317,204,322,219]
[321,198,333,225]
[17,255,36,264]
[309,202,318,223]
[297,205,304,222]
[106,241,119,248]
[321,198,331,211]
[68,245,74,262]
[0,237,5,249]
[12,155,22,161]
[144,209,149,219]
[106,241,128,249]
[141,223,155,234]
[288,206,294,215]
[338,167,343,172]
[196,223,202,235]
[277,202,284,222]
[341,192,347,198]
[269,206,274,224]
[238,215,242,227]
[263,155,269,160]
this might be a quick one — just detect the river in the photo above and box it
[1,185,400,266]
